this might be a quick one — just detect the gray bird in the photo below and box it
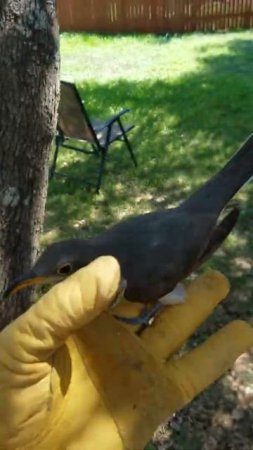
[5,135,253,325]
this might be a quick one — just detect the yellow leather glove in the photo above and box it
[0,256,252,450]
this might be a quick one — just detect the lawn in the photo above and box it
[46,31,253,449]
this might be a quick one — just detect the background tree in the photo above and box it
[0,0,59,329]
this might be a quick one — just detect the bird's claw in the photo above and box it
[114,302,165,326]
[110,278,128,308]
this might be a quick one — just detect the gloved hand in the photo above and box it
[0,256,252,450]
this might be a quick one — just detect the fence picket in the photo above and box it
[57,0,253,33]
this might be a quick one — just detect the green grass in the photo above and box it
[45,31,253,448]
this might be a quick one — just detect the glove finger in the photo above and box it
[0,256,121,364]
[140,270,229,360]
[163,320,253,409]
[77,312,185,450]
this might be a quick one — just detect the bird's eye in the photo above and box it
[57,263,73,275]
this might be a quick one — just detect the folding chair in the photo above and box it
[50,81,137,192]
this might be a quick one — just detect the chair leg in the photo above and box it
[91,143,100,157]
[122,132,137,167]
[96,150,106,193]
[49,139,60,180]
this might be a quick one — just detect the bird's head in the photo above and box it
[4,239,90,297]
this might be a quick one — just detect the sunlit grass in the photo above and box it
[60,30,253,82]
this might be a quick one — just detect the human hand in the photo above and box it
[0,256,252,450]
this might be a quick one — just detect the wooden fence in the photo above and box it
[57,0,253,33]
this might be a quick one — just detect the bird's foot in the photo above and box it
[113,284,186,326]
[110,278,128,308]
[114,302,165,326]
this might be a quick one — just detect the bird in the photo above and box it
[5,134,253,325]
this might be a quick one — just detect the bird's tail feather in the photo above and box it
[182,134,253,214]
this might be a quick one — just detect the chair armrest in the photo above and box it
[95,109,131,132]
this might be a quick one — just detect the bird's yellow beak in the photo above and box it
[4,273,52,298]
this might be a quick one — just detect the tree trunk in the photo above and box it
[0,0,59,329]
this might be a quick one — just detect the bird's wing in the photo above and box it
[192,205,240,271]
[117,210,219,303]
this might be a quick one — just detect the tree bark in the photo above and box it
[0,0,59,329]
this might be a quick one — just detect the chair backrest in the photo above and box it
[58,81,95,143]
